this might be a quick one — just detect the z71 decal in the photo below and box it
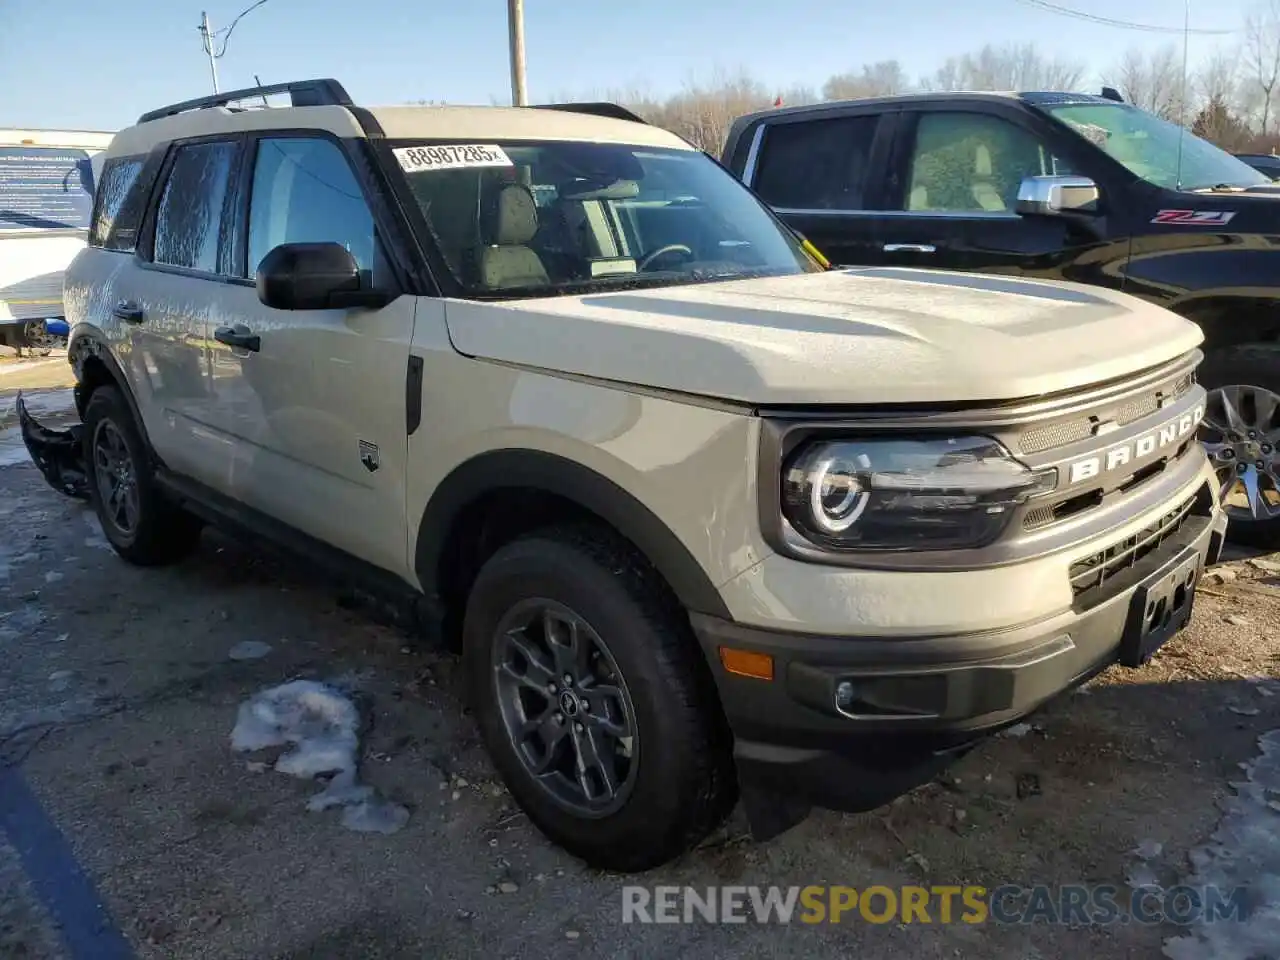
[1151,209,1237,226]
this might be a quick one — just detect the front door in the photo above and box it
[189,133,418,577]
[876,108,1124,287]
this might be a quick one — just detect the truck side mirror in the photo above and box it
[1016,175,1101,217]
[256,242,390,311]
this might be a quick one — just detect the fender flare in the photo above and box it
[414,449,732,620]
[68,328,156,457]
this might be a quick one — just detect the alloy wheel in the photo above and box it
[1203,384,1280,523]
[92,420,139,537]
[490,598,638,817]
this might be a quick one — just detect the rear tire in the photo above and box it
[463,524,736,872]
[1198,345,1280,548]
[83,386,202,565]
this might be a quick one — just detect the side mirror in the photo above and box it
[1016,176,1101,217]
[255,242,389,311]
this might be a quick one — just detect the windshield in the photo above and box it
[391,140,819,299]
[1042,101,1269,192]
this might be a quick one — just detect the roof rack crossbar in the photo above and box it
[531,102,647,125]
[136,78,353,125]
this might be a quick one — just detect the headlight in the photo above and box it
[781,436,1055,551]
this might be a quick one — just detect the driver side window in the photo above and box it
[899,112,1075,214]
[247,136,387,285]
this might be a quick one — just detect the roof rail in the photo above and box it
[532,102,648,125]
[136,78,353,125]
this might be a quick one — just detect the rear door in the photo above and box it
[737,108,895,266]
[876,104,1125,285]
[133,135,244,481]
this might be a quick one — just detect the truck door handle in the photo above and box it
[213,324,261,353]
[882,243,937,253]
[113,300,143,323]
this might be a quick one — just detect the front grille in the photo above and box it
[1019,371,1195,455]
[1067,493,1198,598]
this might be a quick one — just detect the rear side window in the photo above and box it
[751,115,879,210]
[247,137,376,279]
[152,140,238,274]
[89,157,144,250]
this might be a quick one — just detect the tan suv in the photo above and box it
[19,78,1227,872]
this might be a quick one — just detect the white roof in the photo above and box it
[104,102,690,159]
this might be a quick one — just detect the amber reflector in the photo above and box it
[718,647,774,681]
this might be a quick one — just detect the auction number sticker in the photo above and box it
[393,144,513,173]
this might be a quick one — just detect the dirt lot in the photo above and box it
[1,362,1278,960]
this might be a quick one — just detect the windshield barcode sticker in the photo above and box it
[393,144,513,173]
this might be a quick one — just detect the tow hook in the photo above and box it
[16,391,90,500]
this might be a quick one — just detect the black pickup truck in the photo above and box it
[723,90,1280,545]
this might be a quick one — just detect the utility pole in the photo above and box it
[507,0,527,106]
[199,11,221,94]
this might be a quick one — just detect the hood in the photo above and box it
[443,268,1203,406]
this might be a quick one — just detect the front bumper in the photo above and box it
[692,500,1228,814]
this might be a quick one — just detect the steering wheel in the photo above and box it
[638,244,694,271]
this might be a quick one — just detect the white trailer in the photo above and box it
[0,128,115,349]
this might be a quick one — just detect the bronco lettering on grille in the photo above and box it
[1065,403,1204,485]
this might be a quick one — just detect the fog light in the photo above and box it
[835,681,856,709]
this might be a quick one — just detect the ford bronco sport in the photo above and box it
[20,79,1227,872]
[724,89,1280,547]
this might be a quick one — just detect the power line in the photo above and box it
[1013,0,1235,35]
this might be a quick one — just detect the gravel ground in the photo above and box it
[1,371,1278,959]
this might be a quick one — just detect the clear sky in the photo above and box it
[0,0,1260,131]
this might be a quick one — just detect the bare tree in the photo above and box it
[921,43,1084,92]
[1107,45,1186,122]
[822,60,910,100]
[1245,0,1280,134]
[1196,47,1241,109]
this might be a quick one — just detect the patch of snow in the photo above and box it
[230,680,409,835]
[1133,839,1164,860]
[0,606,46,643]
[1162,729,1280,960]
[1127,861,1159,889]
[999,722,1033,738]
[0,431,31,467]
[81,509,111,551]
[228,640,273,661]
[0,388,76,421]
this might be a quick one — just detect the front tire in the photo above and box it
[463,525,736,872]
[83,386,202,565]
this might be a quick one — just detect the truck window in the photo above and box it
[1043,101,1268,191]
[899,113,1074,214]
[152,140,239,275]
[751,115,879,211]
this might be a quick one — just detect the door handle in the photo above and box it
[882,243,937,253]
[113,300,143,323]
[213,324,261,353]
